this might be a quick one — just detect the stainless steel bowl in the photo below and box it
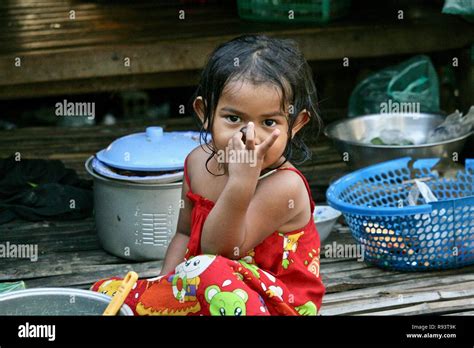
[0,288,133,315]
[324,113,472,169]
[314,205,342,242]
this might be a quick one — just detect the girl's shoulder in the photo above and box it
[258,165,314,234]
[258,167,310,207]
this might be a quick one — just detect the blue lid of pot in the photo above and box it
[96,127,201,171]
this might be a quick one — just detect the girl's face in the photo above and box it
[194,80,309,171]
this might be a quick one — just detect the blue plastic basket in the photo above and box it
[326,157,474,271]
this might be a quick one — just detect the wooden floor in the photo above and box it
[1,120,474,315]
[0,0,473,99]
[2,218,474,315]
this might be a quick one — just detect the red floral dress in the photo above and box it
[91,156,325,316]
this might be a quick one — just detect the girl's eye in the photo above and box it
[263,119,277,127]
[225,115,241,123]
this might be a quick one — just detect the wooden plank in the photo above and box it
[1,19,470,84]
[0,220,95,236]
[0,118,196,140]
[0,6,232,34]
[23,260,163,289]
[445,310,474,316]
[360,298,474,316]
[0,70,202,99]
[0,218,95,234]
[323,274,474,304]
[0,227,97,243]
[0,13,472,100]
[322,285,474,315]
[0,235,100,255]
[319,260,368,274]
[0,17,232,44]
[0,228,96,245]
[0,1,86,9]
[0,248,163,281]
[323,291,439,315]
[323,263,474,294]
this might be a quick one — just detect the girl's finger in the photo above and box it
[227,135,235,151]
[232,131,245,150]
[245,122,256,150]
[258,129,280,154]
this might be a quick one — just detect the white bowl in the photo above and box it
[314,205,342,242]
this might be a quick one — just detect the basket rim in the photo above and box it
[326,156,474,216]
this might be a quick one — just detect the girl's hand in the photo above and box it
[226,122,280,179]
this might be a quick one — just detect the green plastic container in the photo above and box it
[237,0,351,24]
[442,0,474,23]
[0,281,26,294]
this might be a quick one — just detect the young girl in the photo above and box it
[92,34,325,316]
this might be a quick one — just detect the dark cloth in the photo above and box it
[0,156,93,223]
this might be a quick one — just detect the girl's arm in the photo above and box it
[159,158,194,276]
[159,232,189,275]
[201,169,307,259]
[201,124,308,258]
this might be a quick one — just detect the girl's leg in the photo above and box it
[136,255,271,316]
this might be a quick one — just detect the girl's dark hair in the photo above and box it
[191,34,322,176]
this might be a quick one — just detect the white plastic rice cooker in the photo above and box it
[85,127,201,261]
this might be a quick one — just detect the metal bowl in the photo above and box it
[324,113,472,169]
[314,205,342,242]
[0,288,133,315]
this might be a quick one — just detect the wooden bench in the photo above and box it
[0,0,473,100]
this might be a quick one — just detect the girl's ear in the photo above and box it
[193,96,208,130]
[291,109,311,139]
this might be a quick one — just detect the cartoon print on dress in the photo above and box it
[237,260,260,278]
[241,249,256,264]
[233,271,244,281]
[260,269,276,283]
[295,301,318,316]
[95,278,148,301]
[261,282,283,301]
[92,277,152,315]
[305,248,320,277]
[136,276,201,316]
[205,285,249,316]
[257,295,268,314]
[280,231,304,269]
[97,279,121,297]
[171,254,216,302]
